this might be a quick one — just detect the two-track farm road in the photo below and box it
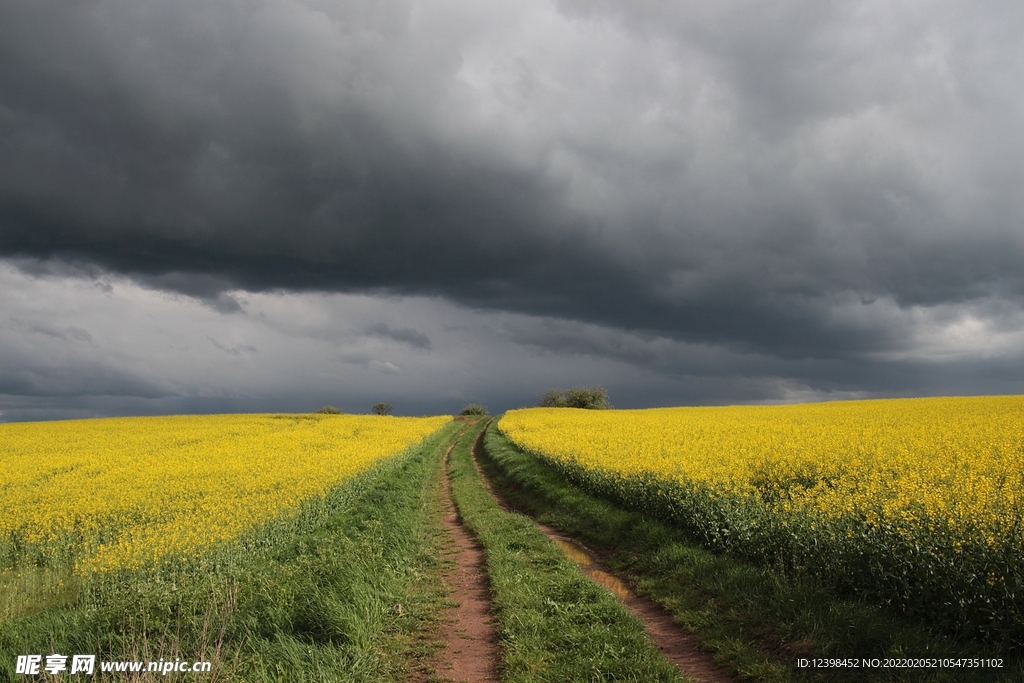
[469,425,737,683]
[418,421,499,683]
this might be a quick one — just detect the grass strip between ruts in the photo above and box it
[480,422,1024,683]
[446,418,687,682]
[1,420,464,683]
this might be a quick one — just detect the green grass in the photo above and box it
[0,421,465,683]
[447,418,687,682]
[479,423,1024,683]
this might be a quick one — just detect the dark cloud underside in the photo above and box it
[1,0,1023,409]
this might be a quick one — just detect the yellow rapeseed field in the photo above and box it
[498,396,1024,636]
[0,413,450,573]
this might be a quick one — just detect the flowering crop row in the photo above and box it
[498,397,1024,642]
[0,413,450,573]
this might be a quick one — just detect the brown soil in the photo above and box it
[469,424,738,683]
[416,426,499,683]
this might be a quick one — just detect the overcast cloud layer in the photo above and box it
[1,0,1023,419]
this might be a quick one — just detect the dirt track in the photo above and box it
[416,424,499,683]
[469,424,737,683]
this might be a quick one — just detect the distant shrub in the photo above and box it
[539,386,611,410]
[315,405,343,414]
[459,404,488,416]
[372,403,394,416]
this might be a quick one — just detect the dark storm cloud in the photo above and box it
[1,0,1022,376]
[499,315,905,393]
[140,274,245,313]
[0,350,166,398]
[364,323,431,350]
[207,336,257,356]
[28,322,96,345]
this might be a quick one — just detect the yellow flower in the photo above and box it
[498,396,1024,571]
[0,413,450,572]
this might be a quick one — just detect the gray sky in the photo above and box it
[2,0,1023,420]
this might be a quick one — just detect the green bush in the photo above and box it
[459,403,488,416]
[372,402,394,416]
[315,405,343,414]
[539,386,611,410]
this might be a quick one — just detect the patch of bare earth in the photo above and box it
[470,425,737,683]
[415,432,499,683]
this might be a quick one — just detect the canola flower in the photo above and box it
[0,413,449,573]
[498,397,1024,639]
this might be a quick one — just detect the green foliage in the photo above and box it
[539,386,612,409]
[315,405,343,414]
[371,403,394,416]
[458,403,487,416]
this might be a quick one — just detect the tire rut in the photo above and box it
[469,423,738,683]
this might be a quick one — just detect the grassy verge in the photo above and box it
[1,420,464,683]
[447,419,687,682]
[480,424,1023,683]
